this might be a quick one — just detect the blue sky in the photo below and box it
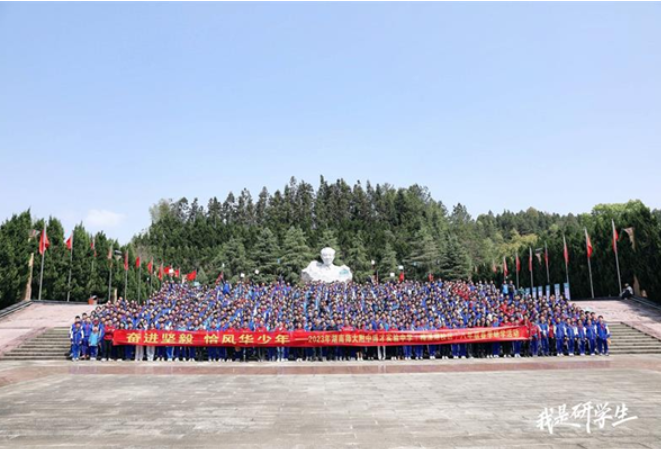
[1,3,660,243]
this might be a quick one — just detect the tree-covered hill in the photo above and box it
[1,176,660,307]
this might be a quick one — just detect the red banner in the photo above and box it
[112,326,529,347]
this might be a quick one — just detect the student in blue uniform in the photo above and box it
[69,316,81,358]
[555,318,566,356]
[88,325,100,360]
[81,314,93,360]
[490,319,501,358]
[566,319,576,356]
[576,320,586,356]
[585,318,597,356]
[540,319,550,356]
[70,321,84,361]
[597,316,611,356]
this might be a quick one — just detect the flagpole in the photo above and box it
[585,228,595,299]
[66,235,74,302]
[563,234,570,288]
[89,257,95,299]
[37,226,49,301]
[529,247,534,297]
[108,259,113,301]
[614,250,622,294]
[587,256,595,299]
[124,264,128,301]
[515,252,519,289]
[38,246,45,301]
[545,243,550,285]
[613,220,622,294]
[138,264,142,304]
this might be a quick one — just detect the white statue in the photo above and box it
[301,247,353,283]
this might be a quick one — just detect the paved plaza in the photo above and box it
[0,356,660,448]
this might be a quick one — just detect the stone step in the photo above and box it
[610,349,661,354]
[1,355,68,360]
[611,331,654,336]
[9,347,69,352]
[30,336,72,340]
[14,345,70,349]
[36,339,71,343]
[610,345,661,350]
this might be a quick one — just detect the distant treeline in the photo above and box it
[1,176,660,308]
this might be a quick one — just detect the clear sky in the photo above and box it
[1,3,660,243]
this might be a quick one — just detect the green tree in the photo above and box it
[252,228,280,283]
[280,227,312,283]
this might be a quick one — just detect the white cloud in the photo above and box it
[84,209,126,229]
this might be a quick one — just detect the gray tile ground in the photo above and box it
[0,364,659,448]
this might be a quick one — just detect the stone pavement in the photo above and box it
[0,302,93,356]
[0,356,660,448]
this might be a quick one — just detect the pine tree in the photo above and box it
[280,227,312,283]
[408,226,440,277]
[344,232,371,282]
[252,228,280,283]
[440,234,471,280]
[218,237,252,282]
[378,242,399,280]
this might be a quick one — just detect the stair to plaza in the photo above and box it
[607,322,661,354]
[1,327,71,360]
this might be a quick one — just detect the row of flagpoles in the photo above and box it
[35,226,198,302]
[492,220,632,298]
[34,219,635,301]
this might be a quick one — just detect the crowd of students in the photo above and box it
[69,279,612,362]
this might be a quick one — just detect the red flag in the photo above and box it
[215,271,224,284]
[135,256,141,269]
[186,270,197,282]
[515,253,521,273]
[175,268,180,279]
[147,258,153,274]
[612,220,619,254]
[503,257,508,277]
[124,251,129,271]
[65,233,73,251]
[398,272,405,282]
[492,260,497,274]
[585,228,593,259]
[164,266,171,277]
[563,235,569,265]
[38,228,50,256]
[544,245,549,269]
[528,248,533,272]
[158,263,164,280]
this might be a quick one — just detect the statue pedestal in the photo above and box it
[301,261,353,283]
